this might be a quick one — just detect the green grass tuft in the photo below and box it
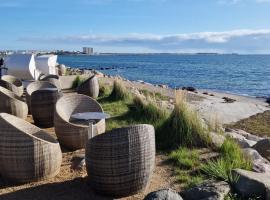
[169,147,200,170]
[157,90,211,150]
[202,138,252,183]
[109,80,131,101]
[72,76,86,89]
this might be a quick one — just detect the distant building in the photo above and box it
[83,47,94,55]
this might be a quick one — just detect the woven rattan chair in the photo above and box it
[39,75,61,90]
[26,81,57,113]
[77,75,99,98]
[31,89,63,128]
[54,94,105,150]
[0,113,62,183]
[0,86,28,119]
[0,75,24,97]
[85,124,156,197]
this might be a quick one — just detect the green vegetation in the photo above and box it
[169,147,200,170]
[72,76,86,89]
[157,91,211,149]
[226,111,270,137]
[109,80,131,101]
[99,81,167,132]
[139,89,169,101]
[98,82,252,193]
[169,147,204,188]
[202,139,252,183]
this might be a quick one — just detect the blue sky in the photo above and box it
[1,0,270,53]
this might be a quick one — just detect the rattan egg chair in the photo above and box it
[86,124,156,197]
[54,94,105,150]
[0,113,62,183]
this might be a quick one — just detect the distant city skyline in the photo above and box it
[1,0,270,53]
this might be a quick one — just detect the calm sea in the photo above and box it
[58,54,270,97]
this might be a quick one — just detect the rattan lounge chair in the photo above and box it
[39,74,61,90]
[0,86,28,119]
[0,113,62,183]
[31,89,63,128]
[85,124,155,197]
[0,75,24,97]
[26,81,57,113]
[54,94,105,150]
[77,75,99,98]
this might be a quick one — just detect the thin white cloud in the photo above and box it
[19,29,270,53]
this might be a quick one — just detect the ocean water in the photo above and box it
[58,54,270,97]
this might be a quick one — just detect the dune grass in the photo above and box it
[202,138,252,183]
[72,76,86,89]
[109,80,132,101]
[157,90,211,150]
[99,82,168,132]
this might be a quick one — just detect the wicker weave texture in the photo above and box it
[0,86,28,119]
[54,94,105,150]
[39,75,61,90]
[85,124,156,197]
[26,81,57,113]
[77,75,99,99]
[0,113,62,183]
[31,90,63,128]
[0,75,24,97]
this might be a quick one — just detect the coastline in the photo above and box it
[97,74,269,125]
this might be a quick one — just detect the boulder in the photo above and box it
[228,129,263,142]
[181,181,230,200]
[182,86,197,92]
[224,130,256,148]
[144,189,183,200]
[232,169,270,199]
[243,148,270,173]
[209,132,225,149]
[253,139,270,161]
[266,97,270,104]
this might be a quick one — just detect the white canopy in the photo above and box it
[35,55,58,75]
[4,54,41,80]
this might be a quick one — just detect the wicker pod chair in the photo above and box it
[0,75,24,97]
[0,86,28,119]
[77,75,99,98]
[26,81,57,113]
[54,94,105,150]
[31,89,63,128]
[0,113,62,183]
[85,124,156,197]
[39,74,61,90]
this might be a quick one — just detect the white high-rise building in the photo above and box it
[83,47,94,55]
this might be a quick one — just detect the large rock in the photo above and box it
[209,132,225,149]
[266,98,270,104]
[144,189,183,200]
[231,129,263,142]
[243,148,270,173]
[181,181,230,200]
[232,169,270,199]
[224,130,256,148]
[253,139,270,161]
